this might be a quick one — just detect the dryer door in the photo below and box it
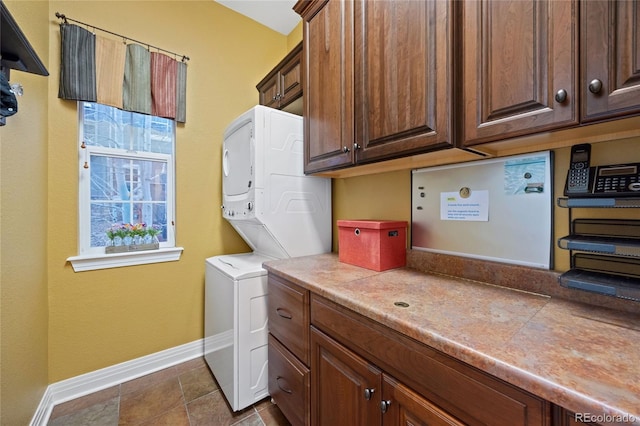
[223,118,253,197]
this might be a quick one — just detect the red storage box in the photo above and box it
[338,220,407,271]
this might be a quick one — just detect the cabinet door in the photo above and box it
[462,0,578,146]
[581,0,640,122]
[311,326,381,426]
[355,0,454,163]
[279,47,303,109]
[297,0,355,174]
[258,73,281,109]
[381,375,463,426]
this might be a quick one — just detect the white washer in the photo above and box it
[204,253,273,411]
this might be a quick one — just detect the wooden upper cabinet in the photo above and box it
[296,0,454,174]
[296,0,354,174]
[581,0,640,122]
[354,0,455,163]
[257,42,303,111]
[462,0,579,147]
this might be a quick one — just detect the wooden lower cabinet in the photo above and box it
[268,334,310,426]
[310,294,552,426]
[267,275,311,426]
[267,273,565,426]
[311,326,464,426]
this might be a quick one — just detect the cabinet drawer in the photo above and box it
[268,334,310,426]
[268,275,310,364]
[311,295,551,426]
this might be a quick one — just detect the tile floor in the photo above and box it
[47,357,291,426]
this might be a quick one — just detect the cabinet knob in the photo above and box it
[354,143,361,150]
[555,89,568,103]
[588,79,603,94]
[364,388,375,400]
[342,146,350,153]
[380,400,391,413]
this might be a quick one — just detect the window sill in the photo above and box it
[67,247,184,272]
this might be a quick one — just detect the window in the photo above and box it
[68,102,182,271]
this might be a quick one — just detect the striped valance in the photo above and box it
[58,23,187,123]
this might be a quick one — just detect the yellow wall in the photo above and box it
[332,170,411,252]
[46,1,289,382]
[287,21,303,50]
[1,2,50,424]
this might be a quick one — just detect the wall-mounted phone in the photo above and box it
[564,143,640,197]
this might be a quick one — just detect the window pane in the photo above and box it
[82,103,174,154]
[88,155,168,248]
[152,204,168,242]
[90,202,124,247]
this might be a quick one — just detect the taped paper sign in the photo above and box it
[440,190,489,221]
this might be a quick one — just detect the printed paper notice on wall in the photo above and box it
[440,190,489,221]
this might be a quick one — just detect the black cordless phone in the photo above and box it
[564,143,592,196]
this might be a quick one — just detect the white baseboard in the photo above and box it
[30,339,204,426]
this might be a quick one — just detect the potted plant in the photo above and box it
[105,222,160,254]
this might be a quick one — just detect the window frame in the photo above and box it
[67,102,183,272]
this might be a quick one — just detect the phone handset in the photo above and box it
[565,143,592,195]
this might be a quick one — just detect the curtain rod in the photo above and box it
[55,12,190,62]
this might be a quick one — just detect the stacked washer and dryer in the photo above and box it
[204,106,331,411]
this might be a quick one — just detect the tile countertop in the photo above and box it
[263,253,640,425]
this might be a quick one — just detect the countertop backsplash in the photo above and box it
[407,249,640,315]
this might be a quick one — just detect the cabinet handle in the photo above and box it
[380,400,391,413]
[588,79,603,94]
[276,376,293,394]
[364,388,375,400]
[275,308,293,319]
[353,143,361,150]
[342,146,350,153]
[555,89,568,103]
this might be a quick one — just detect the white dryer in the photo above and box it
[204,106,331,411]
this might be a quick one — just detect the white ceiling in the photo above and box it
[215,0,301,35]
